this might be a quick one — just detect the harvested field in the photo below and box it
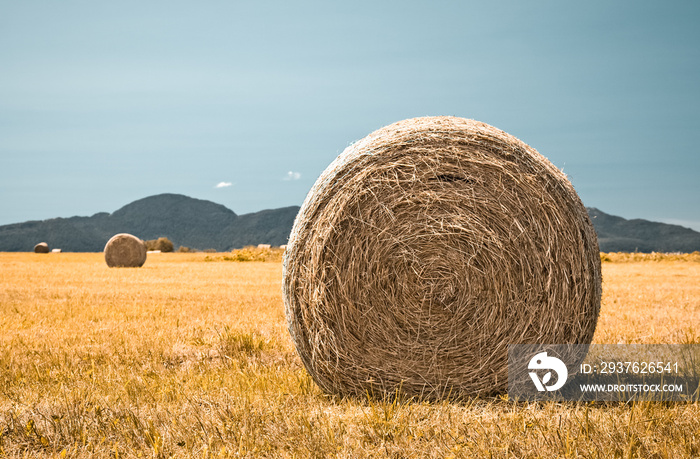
[0,252,698,457]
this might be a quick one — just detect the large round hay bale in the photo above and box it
[104,233,147,268]
[34,242,49,253]
[283,116,601,400]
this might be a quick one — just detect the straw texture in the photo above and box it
[283,116,601,400]
[104,233,147,268]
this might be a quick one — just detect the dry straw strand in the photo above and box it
[283,116,601,400]
[104,233,147,268]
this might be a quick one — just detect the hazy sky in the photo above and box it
[2,1,699,230]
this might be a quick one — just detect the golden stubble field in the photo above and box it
[0,252,699,458]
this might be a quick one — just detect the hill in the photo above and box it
[587,207,700,253]
[1,195,698,252]
[0,194,299,252]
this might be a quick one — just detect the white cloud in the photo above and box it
[284,171,301,181]
[215,181,233,188]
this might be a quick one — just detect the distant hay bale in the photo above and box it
[104,233,147,268]
[51,248,62,253]
[283,116,601,400]
[34,242,49,253]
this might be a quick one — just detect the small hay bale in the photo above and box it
[51,248,62,253]
[283,116,601,400]
[34,242,49,253]
[104,233,147,268]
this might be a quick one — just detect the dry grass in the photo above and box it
[0,252,699,458]
[206,246,285,263]
[601,252,700,263]
[594,256,700,345]
[104,234,147,268]
[284,116,601,400]
[33,243,49,254]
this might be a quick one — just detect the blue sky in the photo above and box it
[1,1,699,230]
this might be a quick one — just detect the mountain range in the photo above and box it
[0,194,298,252]
[1,193,698,253]
[587,207,700,253]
